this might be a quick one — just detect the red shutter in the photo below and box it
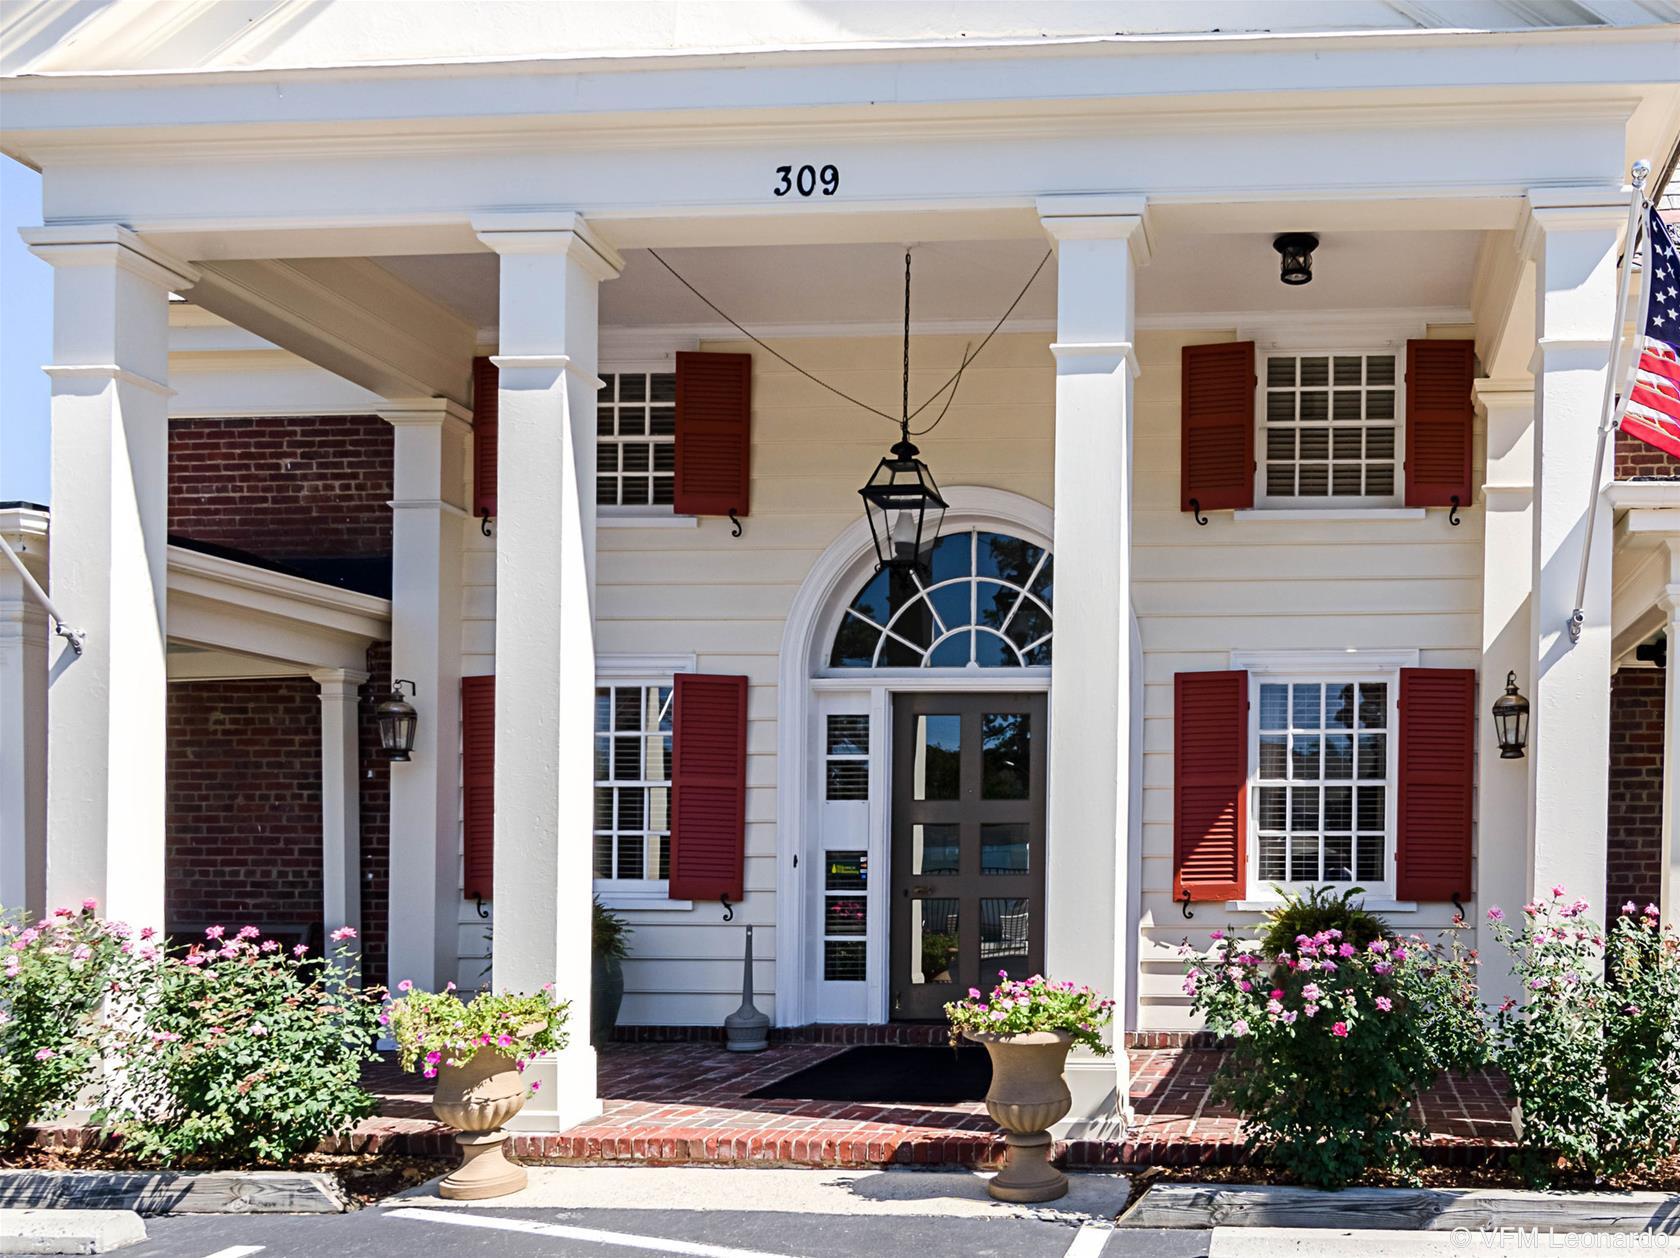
[1396,668,1475,902]
[1174,670,1248,902]
[674,351,752,517]
[461,674,496,901]
[668,673,749,902]
[1403,340,1475,510]
[472,356,498,519]
[1181,341,1255,514]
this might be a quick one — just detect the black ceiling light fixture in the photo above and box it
[859,251,948,573]
[376,679,419,762]
[1273,232,1320,286]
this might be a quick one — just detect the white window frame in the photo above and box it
[593,653,696,911]
[1230,649,1419,906]
[1252,342,1407,512]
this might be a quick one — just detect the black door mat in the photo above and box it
[746,1044,992,1104]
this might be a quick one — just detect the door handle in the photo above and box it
[910,884,934,896]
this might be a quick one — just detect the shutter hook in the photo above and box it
[728,508,742,539]
[1188,498,1209,527]
[720,894,735,922]
[1450,891,1466,924]
[1448,496,1461,527]
[475,896,490,921]
[480,509,494,538]
[1180,889,1194,920]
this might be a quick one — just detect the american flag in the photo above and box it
[1621,202,1680,459]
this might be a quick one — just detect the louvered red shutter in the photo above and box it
[1396,668,1475,903]
[674,351,752,518]
[1174,670,1248,902]
[1181,341,1255,514]
[1404,340,1475,510]
[668,673,749,902]
[461,674,496,901]
[472,356,499,520]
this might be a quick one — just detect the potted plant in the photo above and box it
[946,972,1115,1203]
[592,898,631,1046]
[387,984,569,1200]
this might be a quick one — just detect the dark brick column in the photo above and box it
[1607,666,1665,913]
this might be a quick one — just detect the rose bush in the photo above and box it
[386,983,569,1080]
[1183,923,1484,1188]
[0,903,153,1145]
[1487,889,1680,1185]
[101,926,383,1165]
[944,972,1115,1055]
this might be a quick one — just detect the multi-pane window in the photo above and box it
[1263,353,1398,502]
[825,715,870,800]
[822,852,868,982]
[597,372,676,508]
[593,683,673,882]
[1254,680,1391,888]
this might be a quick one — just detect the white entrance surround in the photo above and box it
[0,506,49,918]
[24,224,198,933]
[477,212,623,1132]
[310,667,368,952]
[773,486,1055,1028]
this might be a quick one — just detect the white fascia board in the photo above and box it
[1608,482,1680,513]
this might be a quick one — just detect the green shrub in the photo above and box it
[0,904,152,1145]
[387,984,569,1080]
[1183,924,1483,1188]
[1259,885,1391,958]
[1488,890,1680,1184]
[104,927,382,1165]
[592,898,631,962]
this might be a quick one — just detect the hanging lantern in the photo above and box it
[376,679,419,762]
[1273,232,1319,286]
[1491,671,1530,760]
[860,428,948,573]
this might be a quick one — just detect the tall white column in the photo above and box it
[1522,192,1624,912]
[1473,381,1534,1004]
[1661,584,1680,931]
[1,506,50,918]
[383,399,472,991]
[1038,195,1149,1130]
[474,213,621,1131]
[24,226,196,931]
[311,667,367,953]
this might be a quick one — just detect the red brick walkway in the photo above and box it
[347,1041,1515,1170]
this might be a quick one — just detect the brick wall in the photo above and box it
[1615,433,1680,480]
[1607,666,1665,914]
[358,644,392,989]
[168,415,393,561]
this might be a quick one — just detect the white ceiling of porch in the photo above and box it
[375,229,1485,337]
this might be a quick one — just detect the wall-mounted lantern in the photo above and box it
[376,679,419,762]
[1273,233,1319,286]
[1492,671,1530,759]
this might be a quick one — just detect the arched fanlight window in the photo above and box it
[828,529,1053,669]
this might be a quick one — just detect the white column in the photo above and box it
[24,225,197,931]
[1522,193,1624,912]
[474,213,621,1131]
[311,667,367,952]
[1038,195,1149,1130]
[1473,381,1534,1005]
[382,399,472,991]
[1,506,50,917]
[1661,584,1680,931]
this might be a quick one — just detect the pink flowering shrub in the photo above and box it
[1487,889,1680,1184]
[1182,923,1483,1188]
[386,985,569,1080]
[944,972,1115,1056]
[101,927,383,1165]
[0,903,152,1144]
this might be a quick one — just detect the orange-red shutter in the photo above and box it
[1395,668,1475,903]
[1181,341,1256,514]
[1174,670,1248,902]
[472,356,499,520]
[461,674,496,901]
[1403,340,1475,510]
[673,351,752,518]
[668,673,749,902]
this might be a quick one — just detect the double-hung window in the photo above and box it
[1259,350,1401,507]
[593,681,674,890]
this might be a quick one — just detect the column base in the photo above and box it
[501,1048,602,1132]
[1054,1054,1131,1136]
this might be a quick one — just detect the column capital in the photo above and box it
[21,223,199,292]
[309,667,370,698]
[1037,195,1152,265]
[470,212,623,281]
[379,397,474,433]
[1516,185,1633,262]
[1660,584,1680,622]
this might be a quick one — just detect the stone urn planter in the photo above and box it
[965,1029,1075,1203]
[430,1048,532,1200]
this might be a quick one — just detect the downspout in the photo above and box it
[0,533,83,655]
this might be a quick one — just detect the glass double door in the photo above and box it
[889,692,1047,1021]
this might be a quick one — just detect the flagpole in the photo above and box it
[1566,159,1650,646]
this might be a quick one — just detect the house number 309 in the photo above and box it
[773,164,840,197]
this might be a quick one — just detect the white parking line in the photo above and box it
[386,1207,801,1258]
[199,1248,265,1258]
[1064,1221,1113,1258]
